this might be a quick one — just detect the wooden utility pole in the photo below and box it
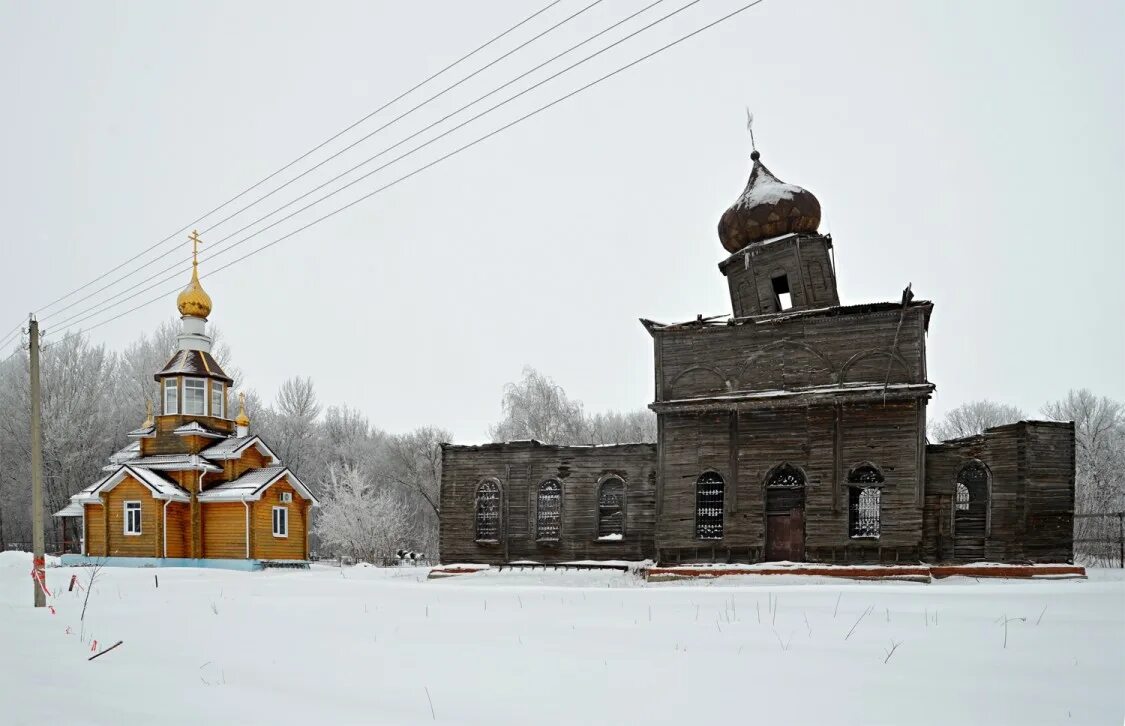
[29,316,46,607]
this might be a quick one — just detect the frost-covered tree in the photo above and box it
[929,400,1025,442]
[258,376,321,477]
[489,366,587,444]
[313,465,411,563]
[1042,390,1124,564]
[489,366,655,446]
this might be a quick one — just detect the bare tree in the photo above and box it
[587,409,656,445]
[262,376,321,476]
[378,426,451,521]
[930,400,1025,442]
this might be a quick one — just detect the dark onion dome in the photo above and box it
[717,150,822,253]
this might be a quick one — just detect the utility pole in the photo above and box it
[29,315,45,607]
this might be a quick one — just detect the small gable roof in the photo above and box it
[173,422,226,439]
[197,466,318,506]
[201,435,279,464]
[76,465,189,503]
[101,453,221,473]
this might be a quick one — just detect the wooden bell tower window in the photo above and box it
[475,480,502,543]
[695,472,725,540]
[772,274,792,311]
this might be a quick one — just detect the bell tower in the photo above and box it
[715,149,839,316]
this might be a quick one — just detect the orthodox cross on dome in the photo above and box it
[189,229,202,267]
[745,108,759,161]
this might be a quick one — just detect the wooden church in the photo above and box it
[55,233,318,567]
[439,144,1076,566]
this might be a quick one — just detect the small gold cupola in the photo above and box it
[235,392,251,436]
[176,230,213,319]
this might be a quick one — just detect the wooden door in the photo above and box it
[765,488,806,562]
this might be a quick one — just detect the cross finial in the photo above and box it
[746,108,759,160]
[189,230,202,266]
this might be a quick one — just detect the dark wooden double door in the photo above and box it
[765,487,805,562]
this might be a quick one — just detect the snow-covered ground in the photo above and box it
[1,553,1122,725]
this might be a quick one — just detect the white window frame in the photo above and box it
[163,378,179,415]
[211,381,224,418]
[272,506,288,538]
[124,501,142,536]
[183,378,207,416]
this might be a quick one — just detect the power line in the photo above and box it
[28,0,565,320]
[0,321,24,351]
[38,0,603,326]
[53,0,767,340]
[45,0,674,331]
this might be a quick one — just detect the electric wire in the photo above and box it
[27,0,565,320]
[38,0,603,326]
[51,0,767,340]
[45,0,672,332]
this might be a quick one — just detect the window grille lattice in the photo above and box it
[848,487,881,538]
[695,472,725,540]
[849,464,884,484]
[768,465,804,488]
[536,480,562,541]
[597,478,625,538]
[954,482,970,511]
[475,481,501,541]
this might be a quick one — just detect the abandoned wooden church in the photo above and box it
[439,145,1076,566]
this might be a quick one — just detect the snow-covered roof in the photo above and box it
[641,300,934,333]
[173,422,226,439]
[198,466,318,506]
[652,382,936,412]
[53,501,85,517]
[102,453,220,473]
[201,435,279,464]
[126,425,156,439]
[109,441,142,465]
[76,465,190,503]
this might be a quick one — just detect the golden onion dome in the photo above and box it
[235,392,250,427]
[176,230,213,318]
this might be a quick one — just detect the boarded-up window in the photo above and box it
[695,472,724,540]
[475,480,501,542]
[536,479,562,541]
[597,477,625,539]
[848,487,880,538]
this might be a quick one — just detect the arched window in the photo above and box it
[474,480,501,542]
[536,479,562,541]
[847,463,883,538]
[695,472,725,540]
[597,477,625,540]
[767,464,805,488]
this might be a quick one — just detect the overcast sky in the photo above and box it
[1,0,1121,443]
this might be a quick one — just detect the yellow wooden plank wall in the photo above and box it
[251,480,307,560]
[103,478,161,557]
[201,502,247,559]
[85,504,105,556]
[165,502,190,558]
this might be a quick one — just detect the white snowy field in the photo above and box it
[1,553,1123,726]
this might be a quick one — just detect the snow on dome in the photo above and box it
[717,152,821,253]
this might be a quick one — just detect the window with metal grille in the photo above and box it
[848,487,880,538]
[954,482,970,511]
[695,472,725,539]
[536,479,562,541]
[475,480,501,542]
[597,477,625,539]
